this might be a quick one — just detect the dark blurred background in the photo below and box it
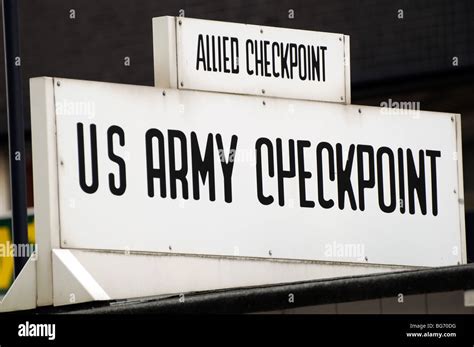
[0,0,472,260]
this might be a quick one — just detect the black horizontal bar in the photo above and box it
[34,264,474,315]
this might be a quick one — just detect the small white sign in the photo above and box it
[153,16,351,103]
[47,78,464,267]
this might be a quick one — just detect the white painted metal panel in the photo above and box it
[63,249,409,305]
[154,16,349,103]
[30,77,61,306]
[51,78,463,267]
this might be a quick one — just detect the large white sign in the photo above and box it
[51,78,463,267]
[153,16,351,103]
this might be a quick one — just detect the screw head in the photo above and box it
[262,89,265,94]
[268,250,272,256]
[56,81,61,87]
[180,82,184,87]
[358,108,362,114]
[178,20,182,25]
[260,29,263,34]
[262,100,266,106]
[162,90,166,96]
